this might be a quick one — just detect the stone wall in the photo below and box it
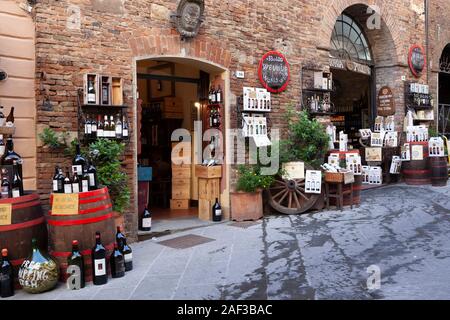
[30,0,433,239]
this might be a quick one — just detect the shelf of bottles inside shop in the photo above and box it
[302,69,336,116]
[207,84,224,129]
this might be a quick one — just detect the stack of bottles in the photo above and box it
[83,114,129,140]
[52,144,98,194]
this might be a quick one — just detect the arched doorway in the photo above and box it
[329,11,374,149]
[134,56,230,238]
[438,44,450,138]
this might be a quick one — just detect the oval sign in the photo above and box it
[258,51,290,93]
[408,45,426,78]
[377,86,395,116]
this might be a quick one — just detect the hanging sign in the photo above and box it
[51,194,79,216]
[377,86,395,116]
[408,45,426,78]
[0,204,12,226]
[258,51,290,93]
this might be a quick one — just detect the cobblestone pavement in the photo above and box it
[8,184,450,300]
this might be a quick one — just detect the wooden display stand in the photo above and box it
[170,141,191,210]
[195,165,222,221]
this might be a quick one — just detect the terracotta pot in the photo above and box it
[230,190,263,222]
[113,211,125,231]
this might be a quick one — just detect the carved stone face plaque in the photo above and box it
[174,0,204,39]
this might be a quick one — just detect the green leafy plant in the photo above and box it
[236,165,275,193]
[428,126,439,138]
[86,139,131,214]
[38,127,63,149]
[280,108,330,168]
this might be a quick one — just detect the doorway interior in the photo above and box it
[439,44,450,138]
[136,58,226,234]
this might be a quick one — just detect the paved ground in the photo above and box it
[8,184,450,300]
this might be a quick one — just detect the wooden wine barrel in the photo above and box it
[46,187,116,283]
[0,193,48,287]
[402,142,431,185]
[430,157,449,187]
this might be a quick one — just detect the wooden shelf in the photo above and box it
[303,88,333,94]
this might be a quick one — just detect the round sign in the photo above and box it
[408,45,426,78]
[258,51,290,93]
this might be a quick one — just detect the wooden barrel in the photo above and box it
[402,142,431,185]
[430,157,448,187]
[46,187,116,283]
[0,193,48,287]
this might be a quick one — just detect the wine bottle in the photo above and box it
[81,170,89,193]
[0,249,14,298]
[12,160,22,198]
[87,162,97,190]
[85,115,91,139]
[57,168,65,193]
[1,175,10,199]
[115,114,122,139]
[6,107,14,126]
[122,116,129,138]
[67,240,85,289]
[216,85,222,103]
[72,144,87,176]
[91,115,97,139]
[92,232,107,285]
[122,238,133,272]
[52,166,60,193]
[101,79,110,105]
[212,198,222,222]
[64,170,72,194]
[1,138,22,166]
[0,106,5,127]
[110,243,125,279]
[71,172,80,194]
[140,207,152,232]
[104,115,109,138]
[97,115,103,138]
[115,226,126,251]
[87,75,96,104]
[0,135,4,156]
[110,116,115,138]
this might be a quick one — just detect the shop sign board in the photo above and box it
[329,58,371,76]
[51,194,79,216]
[408,44,426,78]
[258,51,290,93]
[377,86,395,116]
[0,204,12,226]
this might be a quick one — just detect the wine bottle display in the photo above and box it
[92,232,107,285]
[72,144,87,176]
[12,160,22,198]
[212,198,222,222]
[116,226,126,251]
[141,207,152,231]
[122,238,133,272]
[64,170,72,194]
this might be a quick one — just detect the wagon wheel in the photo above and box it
[268,163,319,215]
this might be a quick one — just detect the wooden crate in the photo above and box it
[172,178,191,199]
[164,97,183,113]
[198,178,220,201]
[195,165,222,179]
[199,199,212,221]
[172,165,191,179]
[170,199,190,210]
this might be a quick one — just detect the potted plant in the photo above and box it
[230,165,275,222]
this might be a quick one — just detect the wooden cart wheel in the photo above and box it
[268,163,319,215]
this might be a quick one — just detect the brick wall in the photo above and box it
[30,0,434,239]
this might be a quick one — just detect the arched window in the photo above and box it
[330,14,372,64]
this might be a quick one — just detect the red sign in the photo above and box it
[258,51,290,93]
[408,45,426,78]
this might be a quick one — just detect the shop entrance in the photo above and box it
[135,57,227,236]
[438,44,450,138]
[330,68,371,149]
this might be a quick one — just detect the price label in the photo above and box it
[0,204,12,226]
[51,194,79,216]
